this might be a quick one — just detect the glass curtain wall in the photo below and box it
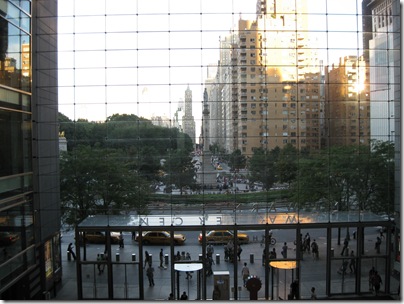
[58,0,400,300]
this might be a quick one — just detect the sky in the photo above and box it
[57,0,362,135]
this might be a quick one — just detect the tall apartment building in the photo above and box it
[0,0,61,300]
[214,0,323,155]
[182,85,196,147]
[325,56,370,147]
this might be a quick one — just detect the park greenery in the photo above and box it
[59,113,395,228]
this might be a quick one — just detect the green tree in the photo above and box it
[248,147,279,190]
[229,149,247,172]
[60,145,151,228]
[163,149,197,195]
[276,144,298,186]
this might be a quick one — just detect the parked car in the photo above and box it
[135,231,186,245]
[0,232,19,246]
[198,230,249,244]
[81,231,121,244]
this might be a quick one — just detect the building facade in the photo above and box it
[0,0,61,300]
[182,85,196,147]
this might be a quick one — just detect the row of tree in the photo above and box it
[59,113,196,227]
[59,113,395,228]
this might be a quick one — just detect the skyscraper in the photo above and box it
[182,85,196,147]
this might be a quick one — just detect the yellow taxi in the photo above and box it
[135,231,186,245]
[82,231,121,244]
[198,230,249,244]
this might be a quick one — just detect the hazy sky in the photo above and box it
[58,0,362,134]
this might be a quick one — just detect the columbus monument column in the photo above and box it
[197,88,217,188]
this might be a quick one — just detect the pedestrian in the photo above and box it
[282,242,288,258]
[168,293,175,300]
[212,284,221,300]
[269,248,277,259]
[290,279,299,299]
[119,232,124,248]
[67,243,76,260]
[349,250,356,273]
[304,233,311,253]
[175,251,181,261]
[341,238,349,256]
[311,239,319,260]
[237,245,243,261]
[310,287,317,299]
[372,271,382,295]
[205,258,213,276]
[186,252,191,260]
[241,262,250,287]
[207,243,214,259]
[146,264,155,286]
[97,253,102,274]
[144,251,150,269]
[369,266,376,291]
[180,291,188,300]
[159,248,164,268]
[375,236,382,253]
[337,259,349,275]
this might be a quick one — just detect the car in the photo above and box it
[198,230,249,245]
[82,231,121,244]
[0,232,19,246]
[135,231,186,245]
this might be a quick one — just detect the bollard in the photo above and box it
[132,253,136,262]
[198,254,203,261]
[149,254,152,265]
[67,251,71,261]
[165,253,169,265]
[330,248,334,258]
[116,253,120,262]
[250,253,254,263]
[216,253,220,264]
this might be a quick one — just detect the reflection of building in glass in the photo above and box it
[325,56,370,147]
[21,43,30,77]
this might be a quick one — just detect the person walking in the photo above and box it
[311,239,319,260]
[369,266,376,291]
[241,262,250,287]
[341,238,349,256]
[67,243,76,260]
[282,242,288,258]
[97,253,102,274]
[310,287,317,299]
[159,248,164,268]
[349,250,356,273]
[144,251,150,269]
[375,236,382,254]
[373,271,382,295]
[146,264,155,286]
[305,233,311,253]
[237,245,243,261]
[290,279,299,299]
[119,232,124,248]
[180,291,188,300]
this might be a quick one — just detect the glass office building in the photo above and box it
[0,0,60,300]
